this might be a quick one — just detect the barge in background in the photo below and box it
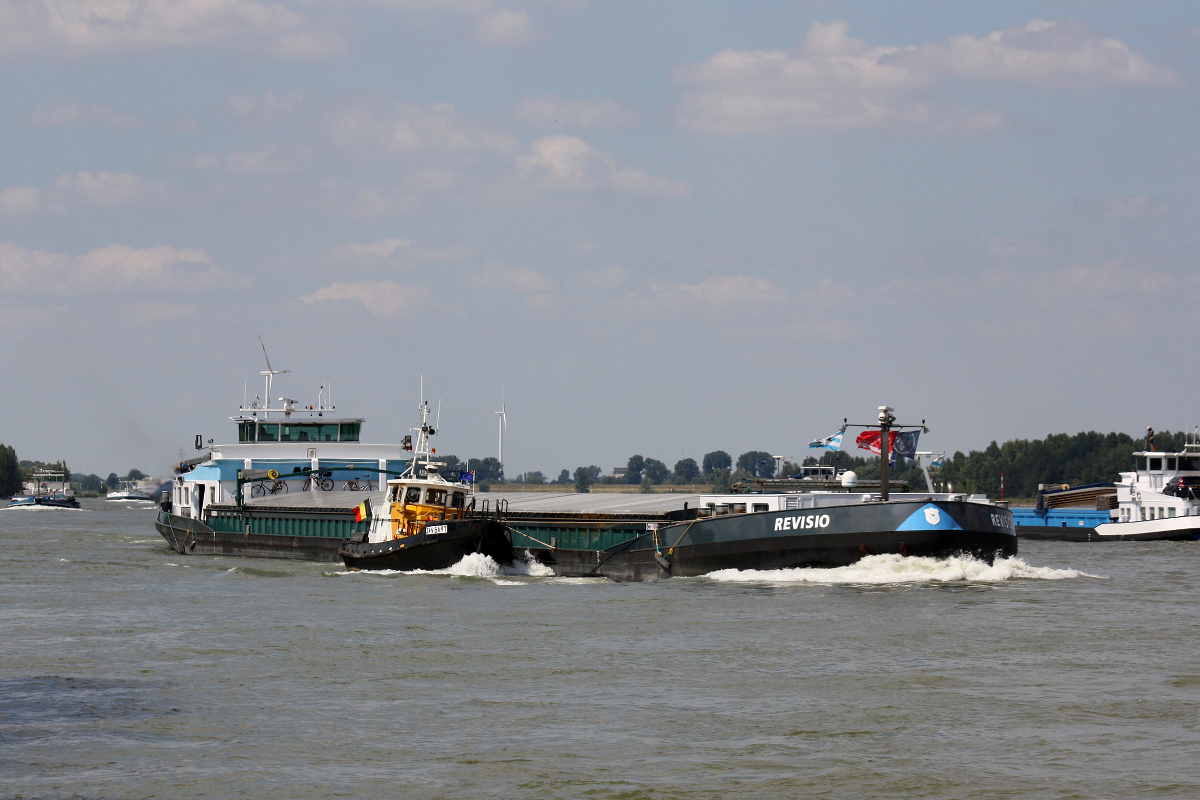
[4,471,81,510]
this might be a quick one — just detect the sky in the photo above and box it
[1,0,1198,479]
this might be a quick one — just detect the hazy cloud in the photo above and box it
[515,135,690,196]
[475,8,536,45]
[300,280,431,317]
[175,143,310,173]
[627,274,787,312]
[228,90,304,119]
[516,96,638,128]
[467,263,554,292]
[0,0,345,59]
[0,241,238,294]
[329,100,518,159]
[30,101,142,128]
[1101,195,1170,220]
[677,18,1175,134]
[1,171,164,213]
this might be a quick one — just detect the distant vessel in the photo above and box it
[154,345,409,560]
[1092,439,1200,541]
[339,397,505,571]
[107,480,155,502]
[5,471,81,510]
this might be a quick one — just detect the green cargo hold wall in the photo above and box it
[208,509,360,539]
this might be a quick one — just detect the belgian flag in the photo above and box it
[354,497,372,522]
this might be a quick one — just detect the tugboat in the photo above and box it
[1092,431,1200,540]
[5,471,81,510]
[338,396,512,571]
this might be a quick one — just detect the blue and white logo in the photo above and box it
[897,503,962,531]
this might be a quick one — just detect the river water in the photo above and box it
[2,500,1198,799]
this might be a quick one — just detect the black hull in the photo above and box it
[1017,526,1100,542]
[339,519,514,571]
[155,510,344,561]
[509,499,1018,582]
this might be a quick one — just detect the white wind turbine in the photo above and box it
[495,389,507,467]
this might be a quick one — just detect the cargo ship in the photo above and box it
[1092,439,1200,540]
[155,349,410,561]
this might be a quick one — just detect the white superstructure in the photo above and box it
[168,358,408,523]
[1094,442,1200,539]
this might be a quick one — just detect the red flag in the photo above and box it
[856,430,891,455]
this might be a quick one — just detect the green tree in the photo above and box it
[643,458,669,484]
[555,469,571,484]
[703,450,731,476]
[126,468,147,481]
[574,466,593,493]
[0,444,20,497]
[106,472,120,490]
[523,471,546,484]
[468,457,504,483]
[709,467,732,493]
[625,455,644,484]
[737,450,774,478]
[674,457,700,483]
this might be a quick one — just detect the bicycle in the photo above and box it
[303,476,334,492]
[251,480,289,497]
[343,478,378,492]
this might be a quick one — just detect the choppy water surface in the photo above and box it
[3,501,1199,799]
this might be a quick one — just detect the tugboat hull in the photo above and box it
[339,518,514,571]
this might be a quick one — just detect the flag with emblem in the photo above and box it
[353,497,372,522]
[892,430,920,459]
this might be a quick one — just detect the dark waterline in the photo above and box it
[2,500,1199,799]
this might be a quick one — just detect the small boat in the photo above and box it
[339,397,512,570]
[107,480,155,502]
[1092,439,1200,541]
[5,471,81,510]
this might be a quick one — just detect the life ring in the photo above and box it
[267,469,279,480]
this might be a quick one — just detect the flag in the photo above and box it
[459,470,475,484]
[353,497,372,523]
[856,430,921,460]
[856,430,884,455]
[892,430,920,459]
[809,431,843,451]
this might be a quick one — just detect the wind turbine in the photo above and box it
[258,335,289,414]
[495,389,507,466]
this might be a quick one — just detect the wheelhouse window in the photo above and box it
[1180,457,1199,471]
[257,424,279,442]
[238,422,256,442]
[404,486,421,504]
[1148,457,1162,471]
[426,489,447,506]
[339,422,361,442]
[1168,458,1178,471]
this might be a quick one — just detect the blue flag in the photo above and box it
[809,431,843,451]
[459,470,476,484]
[892,431,920,459]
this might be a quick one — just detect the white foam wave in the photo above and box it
[704,554,1102,585]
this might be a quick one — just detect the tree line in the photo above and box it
[0,443,158,498]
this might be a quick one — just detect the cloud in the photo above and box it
[474,8,537,46]
[329,238,472,265]
[228,90,304,119]
[316,177,421,218]
[0,186,63,214]
[0,0,344,59]
[1100,195,1169,220]
[29,101,141,128]
[175,143,309,173]
[676,19,1175,134]
[515,135,690,196]
[627,274,787,312]
[467,264,554,292]
[1,171,164,213]
[0,241,239,294]
[300,280,431,317]
[329,100,518,159]
[516,96,639,129]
